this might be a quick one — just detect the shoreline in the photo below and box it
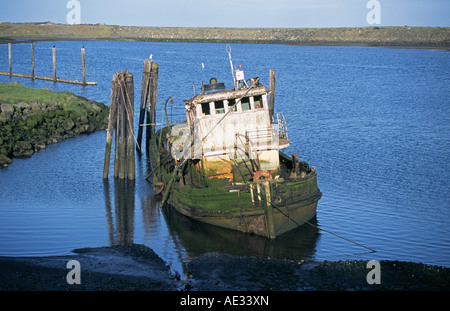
[0,244,448,291]
[0,82,109,168]
[0,23,449,48]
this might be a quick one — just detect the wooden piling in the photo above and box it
[124,72,135,180]
[136,59,158,153]
[103,76,119,179]
[103,71,135,180]
[268,69,276,122]
[118,78,127,179]
[8,43,11,77]
[81,46,86,86]
[147,61,158,152]
[52,46,56,82]
[31,42,35,80]
[114,108,120,178]
[137,59,151,152]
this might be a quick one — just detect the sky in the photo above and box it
[0,0,449,28]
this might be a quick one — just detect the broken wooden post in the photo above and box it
[8,43,11,77]
[31,42,35,80]
[268,69,276,122]
[52,46,56,82]
[103,71,135,180]
[81,46,86,86]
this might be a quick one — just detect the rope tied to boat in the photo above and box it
[256,189,376,253]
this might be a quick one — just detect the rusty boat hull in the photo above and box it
[170,175,321,238]
[151,134,322,239]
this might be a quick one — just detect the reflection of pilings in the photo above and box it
[115,179,135,245]
[103,179,135,245]
[141,195,158,239]
[103,180,115,245]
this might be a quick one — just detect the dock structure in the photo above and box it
[103,70,135,180]
[0,43,97,86]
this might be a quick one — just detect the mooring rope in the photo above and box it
[257,189,376,253]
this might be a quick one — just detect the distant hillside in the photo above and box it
[0,22,449,47]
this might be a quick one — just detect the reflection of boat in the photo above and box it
[162,201,320,260]
[151,46,321,239]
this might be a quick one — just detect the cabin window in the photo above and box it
[254,95,263,109]
[241,97,251,111]
[201,102,211,116]
[227,99,237,112]
[215,101,225,114]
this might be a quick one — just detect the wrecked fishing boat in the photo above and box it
[150,47,321,239]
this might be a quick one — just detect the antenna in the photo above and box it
[226,45,236,89]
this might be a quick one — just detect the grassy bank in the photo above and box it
[0,82,108,167]
[0,22,449,47]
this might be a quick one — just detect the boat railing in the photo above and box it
[246,126,277,148]
[275,112,288,140]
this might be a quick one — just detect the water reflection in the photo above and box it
[103,179,135,245]
[103,175,320,265]
[162,204,320,261]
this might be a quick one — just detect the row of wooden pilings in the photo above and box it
[0,42,96,85]
[102,59,158,180]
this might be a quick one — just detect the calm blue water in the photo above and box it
[0,41,449,276]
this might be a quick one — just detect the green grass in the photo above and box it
[1,83,72,104]
[0,82,100,113]
[0,83,96,107]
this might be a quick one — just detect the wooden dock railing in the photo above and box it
[0,43,97,86]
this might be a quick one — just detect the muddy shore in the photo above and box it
[0,244,448,292]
